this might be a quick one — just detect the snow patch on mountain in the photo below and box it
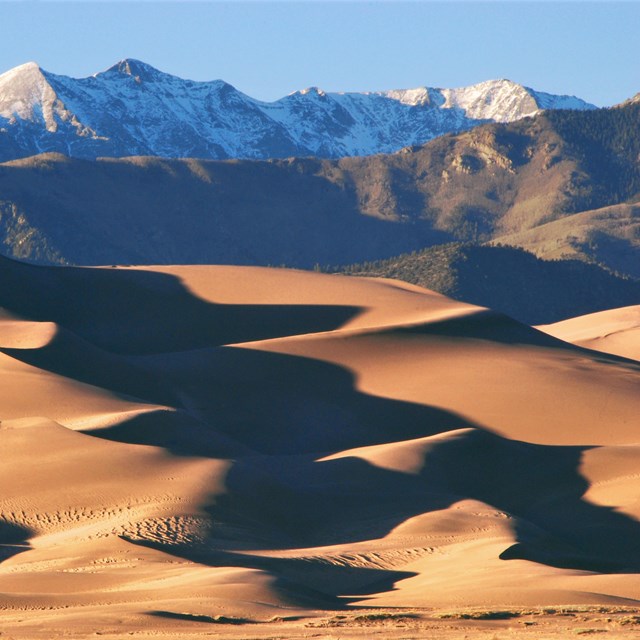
[0,62,66,132]
[0,59,598,162]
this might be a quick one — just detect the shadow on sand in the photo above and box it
[0,255,361,354]
[3,258,640,604]
[0,520,32,563]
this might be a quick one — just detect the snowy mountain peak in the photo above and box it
[2,61,44,77]
[0,59,599,162]
[99,58,165,81]
[489,78,519,87]
[0,61,49,90]
[382,86,442,107]
[0,61,64,132]
[440,79,537,121]
[297,86,327,97]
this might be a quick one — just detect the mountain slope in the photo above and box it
[336,102,640,246]
[489,201,640,279]
[0,59,595,161]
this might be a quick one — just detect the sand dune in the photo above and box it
[539,305,640,361]
[1,257,640,638]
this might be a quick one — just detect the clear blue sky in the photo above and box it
[1,1,639,106]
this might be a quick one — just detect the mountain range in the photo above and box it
[0,59,596,162]
[2,99,638,273]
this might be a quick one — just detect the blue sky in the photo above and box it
[1,2,639,106]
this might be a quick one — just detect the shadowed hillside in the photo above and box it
[334,244,640,324]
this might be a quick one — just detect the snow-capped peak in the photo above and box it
[439,79,536,121]
[0,61,48,91]
[382,86,441,107]
[0,59,599,162]
[1,61,43,78]
[0,61,64,131]
[98,58,166,82]
[296,87,327,97]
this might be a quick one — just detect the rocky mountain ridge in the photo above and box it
[0,59,596,161]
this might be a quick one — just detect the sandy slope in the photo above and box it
[539,305,640,362]
[1,257,640,638]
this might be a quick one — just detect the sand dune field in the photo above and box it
[1,257,640,638]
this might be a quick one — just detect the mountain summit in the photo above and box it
[98,58,169,82]
[0,60,596,161]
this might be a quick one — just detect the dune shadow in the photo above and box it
[208,431,640,570]
[129,427,640,600]
[0,520,32,564]
[394,309,565,347]
[120,422,640,598]
[82,408,253,458]
[0,330,182,408]
[146,610,254,624]
[125,535,418,606]
[83,346,477,455]
[394,310,640,369]
[0,256,361,354]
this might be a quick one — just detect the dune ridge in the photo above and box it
[1,257,640,638]
[539,305,640,361]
